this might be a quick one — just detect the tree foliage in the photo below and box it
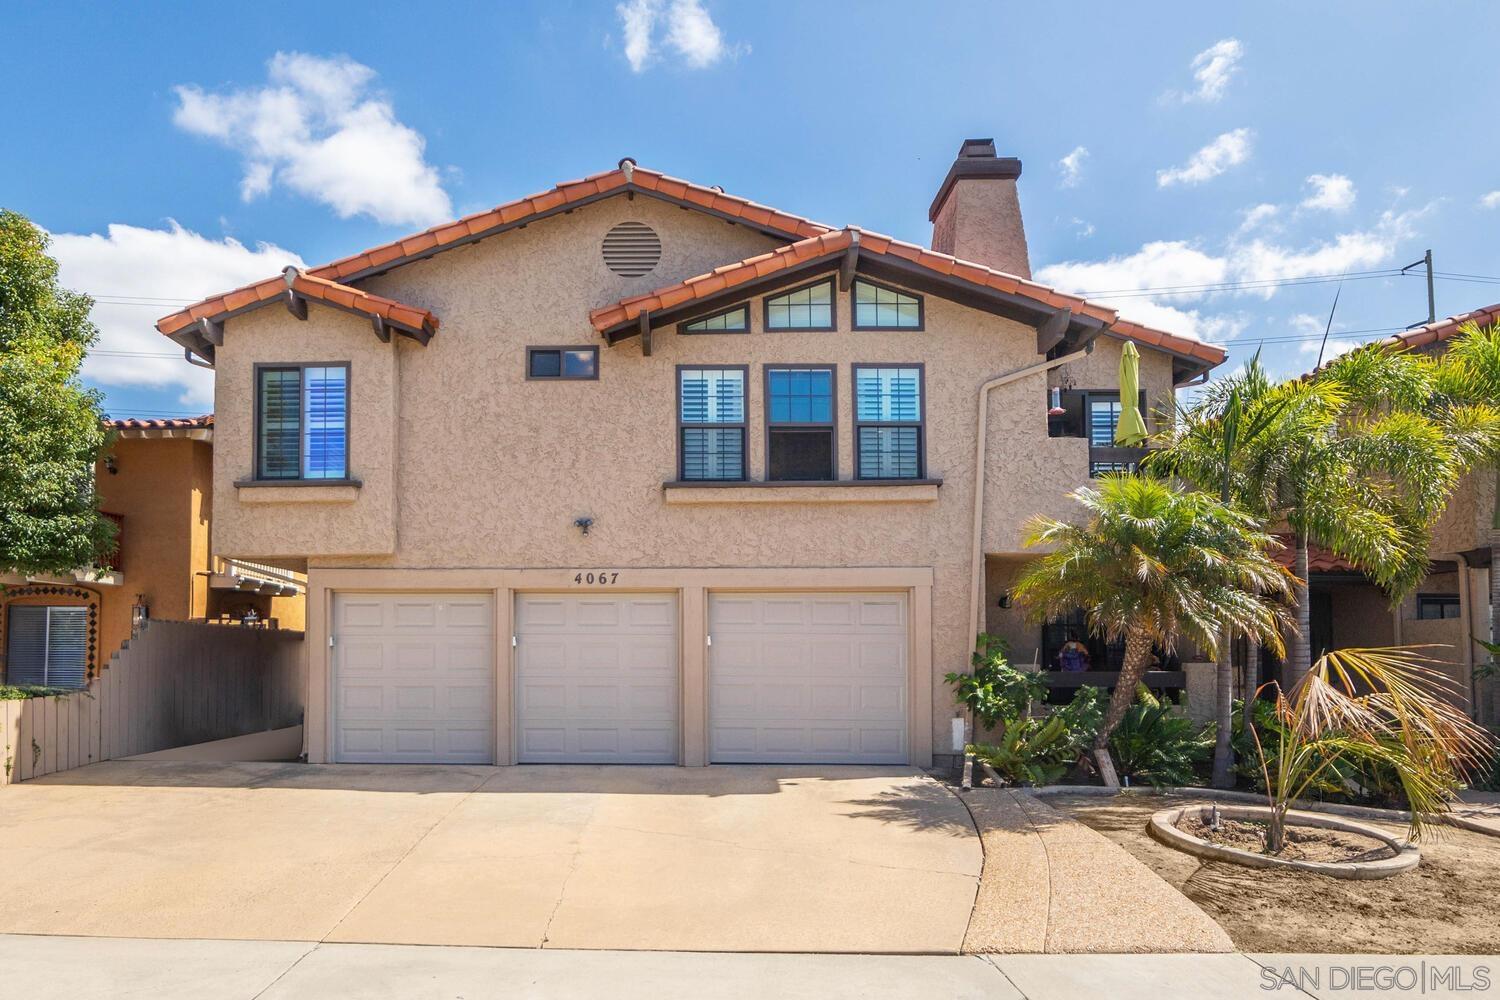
[0,209,114,575]
[1012,475,1294,756]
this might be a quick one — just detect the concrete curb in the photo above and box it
[1147,803,1420,879]
[1023,783,1500,838]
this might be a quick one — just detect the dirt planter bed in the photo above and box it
[1148,803,1420,879]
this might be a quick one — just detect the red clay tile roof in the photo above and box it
[1383,303,1500,352]
[1271,535,1360,574]
[155,163,830,343]
[107,414,214,430]
[157,268,437,339]
[587,227,1227,370]
[307,164,832,284]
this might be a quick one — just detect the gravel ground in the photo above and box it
[1049,792,1500,954]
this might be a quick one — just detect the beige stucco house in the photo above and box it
[156,138,1224,767]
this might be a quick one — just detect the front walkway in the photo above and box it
[959,788,1234,953]
[0,762,980,953]
[5,934,1493,999]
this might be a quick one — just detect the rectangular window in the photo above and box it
[1416,594,1462,620]
[853,365,923,479]
[766,366,835,481]
[256,364,349,481]
[764,279,835,331]
[680,304,750,334]
[6,605,89,689]
[1088,397,1123,448]
[852,280,923,330]
[678,367,747,481]
[527,346,598,380]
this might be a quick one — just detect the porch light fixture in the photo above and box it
[574,516,594,536]
[130,596,149,631]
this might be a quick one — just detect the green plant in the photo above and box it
[1011,475,1293,772]
[970,714,1079,786]
[0,210,116,575]
[0,684,70,700]
[1107,700,1213,787]
[945,633,1044,730]
[1245,646,1493,852]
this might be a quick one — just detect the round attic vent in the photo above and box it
[602,221,662,277]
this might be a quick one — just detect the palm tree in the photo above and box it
[1150,345,1500,783]
[1249,646,1493,852]
[1011,475,1294,774]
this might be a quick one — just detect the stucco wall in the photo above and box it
[211,306,400,561]
[1432,470,1495,555]
[208,192,1193,757]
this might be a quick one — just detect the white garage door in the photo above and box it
[332,593,495,764]
[514,594,678,763]
[709,592,908,764]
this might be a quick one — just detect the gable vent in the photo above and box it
[602,221,662,277]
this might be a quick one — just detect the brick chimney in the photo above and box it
[928,138,1030,279]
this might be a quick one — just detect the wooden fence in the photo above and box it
[1,619,304,786]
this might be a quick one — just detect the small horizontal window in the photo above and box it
[765,279,835,331]
[1416,594,1462,620]
[681,304,749,334]
[853,280,923,329]
[528,346,598,380]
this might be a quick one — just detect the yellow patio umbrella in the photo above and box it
[1115,341,1149,446]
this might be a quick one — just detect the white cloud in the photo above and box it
[1301,173,1356,213]
[1238,203,1279,233]
[616,0,741,72]
[49,222,303,407]
[1071,217,1095,239]
[1034,207,1425,344]
[1157,129,1254,187]
[1057,146,1089,187]
[618,0,658,71]
[1166,38,1244,103]
[1481,191,1500,209]
[173,52,451,226]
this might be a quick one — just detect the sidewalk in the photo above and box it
[2,934,1493,999]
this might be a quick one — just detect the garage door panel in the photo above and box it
[709,593,908,765]
[333,593,495,764]
[515,594,679,764]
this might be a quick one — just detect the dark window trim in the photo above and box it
[850,278,926,331]
[252,361,351,483]
[677,302,751,335]
[762,363,837,482]
[1416,593,1462,620]
[525,345,600,381]
[762,277,837,332]
[851,362,926,480]
[676,364,750,482]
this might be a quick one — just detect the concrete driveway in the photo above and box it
[0,762,981,953]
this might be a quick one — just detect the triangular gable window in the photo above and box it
[680,304,750,334]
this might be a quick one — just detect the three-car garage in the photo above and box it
[321,572,929,767]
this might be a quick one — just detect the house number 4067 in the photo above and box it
[573,571,619,585]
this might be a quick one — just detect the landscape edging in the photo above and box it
[1146,803,1420,879]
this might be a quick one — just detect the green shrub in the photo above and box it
[944,634,1045,730]
[0,685,71,700]
[1107,701,1213,787]
[970,714,1079,786]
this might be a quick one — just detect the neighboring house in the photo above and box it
[1257,304,1500,726]
[1,415,306,689]
[156,138,1225,767]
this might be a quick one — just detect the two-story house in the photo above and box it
[156,139,1224,767]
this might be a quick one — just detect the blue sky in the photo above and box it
[5,1,1498,418]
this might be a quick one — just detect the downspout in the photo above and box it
[964,344,1092,745]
